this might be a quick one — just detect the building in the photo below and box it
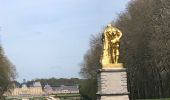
[44,85,79,94]
[7,82,43,97]
[44,84,53,94]
[44,85,81,100]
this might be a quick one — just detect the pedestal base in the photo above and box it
[97,66,129,100]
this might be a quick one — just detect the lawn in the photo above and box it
[29,97,47,100]
[138,99,170,100]
[5,97,47,100]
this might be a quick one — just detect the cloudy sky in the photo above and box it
[0,0,130,82]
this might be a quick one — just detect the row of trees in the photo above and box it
[26,78,82,87]
[80,0,170,99]
[80,34,102,100]
[0,46,16,99]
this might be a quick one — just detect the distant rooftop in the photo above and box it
[33,82,42,87]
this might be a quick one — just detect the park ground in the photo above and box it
[5,97,170,100]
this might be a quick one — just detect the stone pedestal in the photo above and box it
[97,65,129,100]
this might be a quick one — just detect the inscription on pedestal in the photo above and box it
[97,68,129,100]
[99,71,128,94]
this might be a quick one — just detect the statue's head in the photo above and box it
[106,24,117,35]
[112,28,117,33]
[107,24,112,28]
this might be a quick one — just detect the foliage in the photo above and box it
[0,46,17,98]
[79,34,102,100]
[80,0,170,99]
[116,0,170,99]
[27,78,82,88]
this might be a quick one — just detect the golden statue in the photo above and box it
[100,24,122,68]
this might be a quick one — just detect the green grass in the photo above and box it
[55,93,80,97]
[30,97,47,100]
[5,97,47,100]
[137,98,170,100]
[54,93,81,100]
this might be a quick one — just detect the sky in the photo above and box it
[0,0,130,82]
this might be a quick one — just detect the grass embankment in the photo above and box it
[138,99,170,100]
[56,93,80,97]
[6,97,47,100]
[30,97,47,100]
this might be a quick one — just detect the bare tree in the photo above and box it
[80,0,170,99]
[0,46,17,98]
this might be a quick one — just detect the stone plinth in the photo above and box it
[97,64,129,100]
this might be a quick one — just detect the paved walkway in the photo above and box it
[22,99,29,100]
[47,96,60,100]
